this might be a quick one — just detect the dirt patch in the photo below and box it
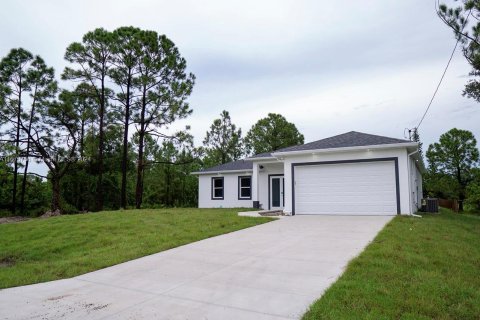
[91,304,109,311]
[47,294,72,301]
[0,256,16,267]
[0,216,30,224]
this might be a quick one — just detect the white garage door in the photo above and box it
[294,161,397,215]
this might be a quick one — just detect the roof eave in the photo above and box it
[272,142,419,157]
[244,156,279,161]
[191,169,253,175]
[410,151,427,173]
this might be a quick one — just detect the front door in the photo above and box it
[270,176,284,210]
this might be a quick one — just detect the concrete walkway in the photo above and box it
[0,215,393,320]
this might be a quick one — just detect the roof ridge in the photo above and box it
[349,130,410,142]
[274,131,412,153]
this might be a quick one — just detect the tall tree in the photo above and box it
[0,48,35,214]
[438,1,480,102]
[66,83,96,158]
[63,28,113,211]
[203,110,243,166]
[244,113,304,155]
[19,56,57,214]
[27,100,79,212]
[133,31,195,209]
[109,26,142,209]
[0,58,80,212]
[426,128,479,211]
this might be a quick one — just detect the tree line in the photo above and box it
[2,20,479,216]
[426,1,480,212]
[424,128,480,212]
[0,28,305,216]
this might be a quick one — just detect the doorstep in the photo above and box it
[238,210,288,218]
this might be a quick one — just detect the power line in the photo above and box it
[416,8,472,130]
[416,38,459,129]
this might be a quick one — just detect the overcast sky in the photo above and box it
[1,0,479,163]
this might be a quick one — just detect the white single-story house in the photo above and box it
[192,131,425,215]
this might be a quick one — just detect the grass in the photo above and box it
[303,208,480,320]
[0,208,273,289]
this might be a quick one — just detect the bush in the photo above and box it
[466,182,480,212]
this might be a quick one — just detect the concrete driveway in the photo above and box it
[0,215,393,320]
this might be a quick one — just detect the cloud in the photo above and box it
[1,0,479,174]
[450,104,477,113]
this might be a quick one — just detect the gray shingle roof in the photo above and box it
[198,131,412,173]
[274,131,411,153]
[248,152,273,158]
[198,159,253,173]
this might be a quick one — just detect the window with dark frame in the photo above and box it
[212,177,224,200]
[238,176,252,200]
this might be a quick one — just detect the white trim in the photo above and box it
[238,176,252,200]
[269,175,284,210]
[412,152,427,173]
[211,177,224,200]
[244,156,277,161]
[272,142,418,157]
[191,169,253,175]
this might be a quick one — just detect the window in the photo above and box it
[238,176,252,200]
[211,177,224,200]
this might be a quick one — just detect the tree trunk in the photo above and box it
[121,73,131,209]
[12,140,19,214]
[182,165,186,206]
[20,159,29,215]
[12,78,22,215]
[20,87,37,214]
[457,167,465,212]
[96,75,106,212]
[166,166,171,206]
[135,87,147,209]
[51,176,61,212]
[135,129,145,209]
[459,190,465,212]
[79,118,85,158]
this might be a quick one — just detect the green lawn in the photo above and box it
[303,209,480,320]
[0,208,272,289]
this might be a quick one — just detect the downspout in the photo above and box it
[407,150,422,218]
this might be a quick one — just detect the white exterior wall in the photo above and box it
[198,172,253,208]
[281,148,412,215]
[196,146,421,214]
[409,158,423,213]
[417,166,423,203]
[251,162,259,203]
[409,157,417,213]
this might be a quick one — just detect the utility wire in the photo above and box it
[416,8,472,130]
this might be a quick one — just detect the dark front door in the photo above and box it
[270,176,284,210]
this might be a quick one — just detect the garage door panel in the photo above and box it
[294,161,397,215]
[296,185,396,197]
[298,174,393,183]
[296,194,395,203]
[295,187,396,196]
